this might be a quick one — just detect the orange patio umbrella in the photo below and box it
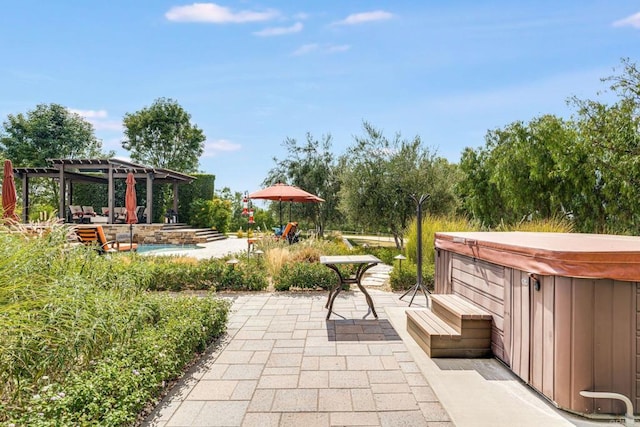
[125,172,138,249]
[2,159,19,223]
[248,182,324,229]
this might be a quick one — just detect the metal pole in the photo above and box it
[400,193,431,307]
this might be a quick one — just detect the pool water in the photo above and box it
[137,244,203,254]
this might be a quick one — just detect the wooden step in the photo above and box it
[407,309,492,358]
[431,294,493,334]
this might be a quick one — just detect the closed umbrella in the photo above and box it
[248,182,324,229]
[2,159,19,223]
[125,172,138,250]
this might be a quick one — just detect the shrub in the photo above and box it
[274,262,337,291]
[6,296,230,426]
[389,262,435,292]
[0,228,232,425]
[188,198,231,232]
[217,262,268,291]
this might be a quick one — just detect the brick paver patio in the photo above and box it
[143,290,452,427]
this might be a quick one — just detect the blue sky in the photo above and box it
[1,1,638,193]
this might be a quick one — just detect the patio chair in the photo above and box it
[82,206,98,217]
[75,225,137,253]
[113,207,126,223]
[135,206,145,222]
[277,222,299,244]
[68,205,85,223]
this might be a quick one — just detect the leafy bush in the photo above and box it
[217,261,268,291]
[0,228,231,426]
[146,256,215,291]
[274,262,337,291]
[6,296,230,426]
[389,262,434,292]
[188,198,231,232]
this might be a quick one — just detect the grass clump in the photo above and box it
[0,226,230,426]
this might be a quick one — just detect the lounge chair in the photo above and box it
[69,205,85,223]
[75,225,138,253]
[113,207,126,223]
[277,222,299,244]
[82,206,97,217]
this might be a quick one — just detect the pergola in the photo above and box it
[13,158,195,224]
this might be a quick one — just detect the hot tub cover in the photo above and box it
[435,232,640,282]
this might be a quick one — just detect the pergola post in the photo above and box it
[108,165,115,223]
[146,172,153,224]
[21,175,29,223]
[172,182,179,221]
[58,166,65,221]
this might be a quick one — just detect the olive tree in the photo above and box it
[339,122,460,248]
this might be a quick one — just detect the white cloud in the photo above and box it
[165,3,279,24]
[613,12,640,29]
[292,43,319,56]
[202,139,242,157]
[293,12,310,21]
[70,108,123,132]
[334,10,393,26]
[326,44,351,53]
[292,43,350,56]
[254,22,303,37]
[69,108,108,119]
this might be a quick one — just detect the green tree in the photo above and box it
[339,122,460,248]
[265,133,341,236]
[122,98,205,173]
[458,59,640,234]
[0,103,111,213]
[0,103,107,167]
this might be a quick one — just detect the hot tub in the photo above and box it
[434,231,640,418]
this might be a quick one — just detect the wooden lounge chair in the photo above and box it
[75,225,138,253]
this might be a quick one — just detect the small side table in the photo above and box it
[320,255,381,320]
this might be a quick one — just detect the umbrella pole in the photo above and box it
[279,200,283,230]
[129,223,133,252]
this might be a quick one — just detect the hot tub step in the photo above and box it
[407,309,490,358]
[431,294,493,334]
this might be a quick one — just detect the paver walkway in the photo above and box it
[143,289,449,427]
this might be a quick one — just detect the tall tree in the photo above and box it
[122,98,205,173]
[265,133,341,236]
[339,122,459,248]
[0,103,107,166]
[0,103,111,213]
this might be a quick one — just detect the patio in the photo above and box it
[142,286,597,426]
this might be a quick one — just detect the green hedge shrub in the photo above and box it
[6,296,230,426]
[389,262,435,292]
[274,262,337,291]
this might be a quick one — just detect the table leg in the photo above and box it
[324,263,345,319]
[355,263,379,319]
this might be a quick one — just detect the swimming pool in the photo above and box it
[137,244,204,255]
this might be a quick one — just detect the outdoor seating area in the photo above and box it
[12,158,194,225]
